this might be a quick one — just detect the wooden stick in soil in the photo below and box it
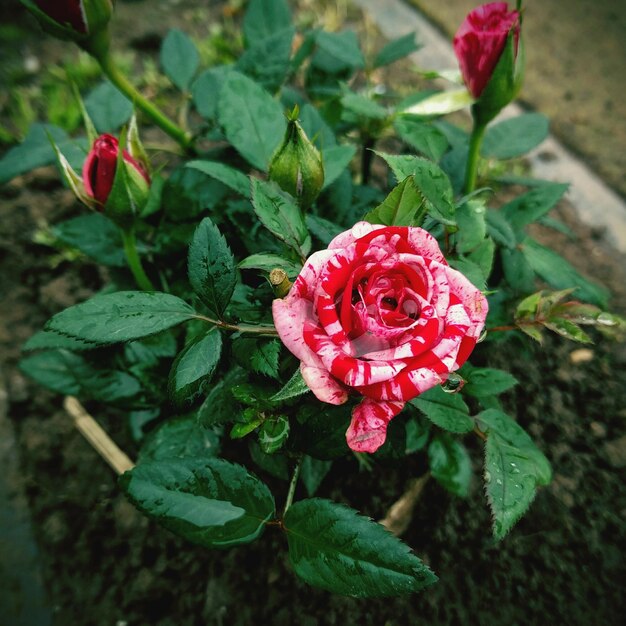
[378,474,430,537]
[63,396,135,475]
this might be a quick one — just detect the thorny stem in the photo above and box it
[95,51,194,151]
[463,120,487,194]
[283,455,304,516]
[121,227,155,291]
[194,315,278,336]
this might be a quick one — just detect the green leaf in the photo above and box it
[321,144,357,189]
[428,434,472,498]
[19,349,140,402]
[139,415,221,462]
[486,209,516,249]
[306,214,343,245]
[405,415,430,454]
[249,440,290,480]
[46,292,197,345]
[478,409,552,540]
[374,32,420,68]
[251,179,312,258]
[23,330,97,352]
[197,368,249,427]
[398,88,474,116]
[410,385,473,433]
[258,415,290,453]
[341,92,388,120]
[449,257,487,290]
[161,29,200,91]
[188,217,237,318]
[270,367,310,402]
[291,404,352,459]
[520,238,609,307]
[186,160,251,198]
[238,253,302,279]
[0,123,86,184]
[363,176,425,226]
[501,182,569,237]
[237,26,294,92]
[482,113,549,160]
[218,71,286,171]
[284,498,436,597]
[232,336,281,379]
[243,0,292,45]
[501,247,536,292]
[120,458,275,547]
[168,330,223,406]
[467,237,495,280]
[543,318,592,343]
[312,31,365,73]
[463,368,518,398]
[455,200,487,254]
[191,65,233,121]
[300,456,332,496]
[52,213,126,266]
[85,81,133,133]
[374,152,455,225]
[393,118,449,162]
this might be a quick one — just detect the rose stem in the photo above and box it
[463,120,487,194]
[94,50,193,151]
[121,227,155,291]
[64,396,135,475]
[283,455,304,516]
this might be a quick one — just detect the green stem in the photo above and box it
[283,455,303,516]
[464,121,487,194]
[121,228,155,291]
[96,51,193,150]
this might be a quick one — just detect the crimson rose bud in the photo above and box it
[453,2,520,99]
[21,1,114,43]
[83,134,150,207]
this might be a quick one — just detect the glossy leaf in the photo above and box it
[46,292,197,345]
[52,213,126,266]
[410,385,473,433]
[482,113,549,160]
[218,71,286,171]
[270,367,311,402]
[364,176,427,227]
[258,415,290,454]
[374,32,419,68]
[168,330,223,405]
[251,179,312,258]
[139,415,221,461]
[85,81,133,133]
[463,368,518,398]
[243,0,292,45]
[477,409,552,540]
[394,118,449,162]
[300,456,332,496]
[161,29,199,91]
[284,498,436,597]
[321,144,357,189]
[120,458,276,548]
[428,434,472,497]
[186,160,251,198]
[188,218,237,318]
[238,253,302,279]
[398,88,474,116]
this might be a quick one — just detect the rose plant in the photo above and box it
[3,0,623,599]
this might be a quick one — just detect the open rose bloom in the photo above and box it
[273,222,488,453]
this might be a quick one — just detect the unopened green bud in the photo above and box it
[269,107,324,209]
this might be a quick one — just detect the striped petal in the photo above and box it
[346,399,405,453]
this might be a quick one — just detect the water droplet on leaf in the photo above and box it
[597,312,618,327]
[442,373,465,393]
[477,329,488,343]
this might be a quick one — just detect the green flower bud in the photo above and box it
[269,107,324,209]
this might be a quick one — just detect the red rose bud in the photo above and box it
[269,107,324,209]
[21,0,114,43]
[83,134,150,220]
[454,2,522,122]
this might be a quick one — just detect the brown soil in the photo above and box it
[2,1,626,625]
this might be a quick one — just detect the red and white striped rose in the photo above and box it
[272,222,488,453]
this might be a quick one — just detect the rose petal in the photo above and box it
[300,364,348,405]
[346,399,405,453]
